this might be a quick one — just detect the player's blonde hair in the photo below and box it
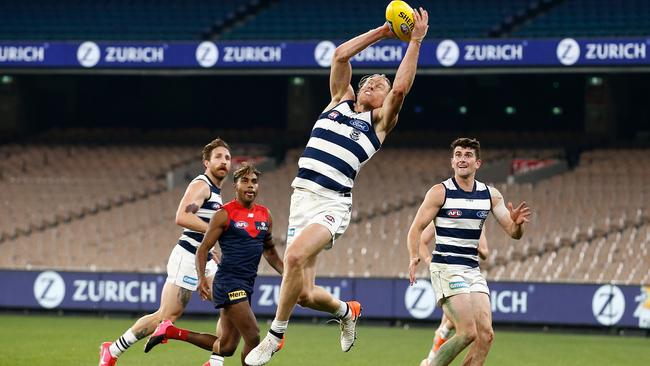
[233,162,261,183]
[202,138,230,162]
[357,74,392,92]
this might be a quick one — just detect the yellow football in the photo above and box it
[385,1,415,42]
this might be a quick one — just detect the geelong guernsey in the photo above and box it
[177,174,222,255]
[292,100,381,197]
[432,177,491,268]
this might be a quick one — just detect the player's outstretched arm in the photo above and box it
[478,227,489,260]
[175,180,211,232]
[407,183,444,285]
[376,7,429,135]
[489,187,531,240]
[262,212,284,275]
[195,209,228,300]
[326,24,394,111]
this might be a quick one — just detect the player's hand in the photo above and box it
[198,277,210,301]
[408,257,420,285]
[380,22,396,39]
[411,7,429,43]
[508,201,531,225]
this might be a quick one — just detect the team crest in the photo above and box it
[328,110,340,119]
[350,129,361,141]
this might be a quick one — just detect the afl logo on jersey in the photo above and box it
[328,110,340,120]
[447,209,463,218]
[476,210,489,219]
[235,221,249,229]
[349,119,370,132]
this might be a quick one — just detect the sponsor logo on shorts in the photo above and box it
[328,110,340,119]
[325,215,335,224]
[288,227,296,237]
[235,221,249,229]
[228,290,247,301]
[256,221,269,231]
[183,276,198,286]
[449,281,469,290]
[447,209,462,217]
[349,119,370,132]
[476,210,489,219]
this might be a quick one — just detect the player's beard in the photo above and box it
[211,166,229,180]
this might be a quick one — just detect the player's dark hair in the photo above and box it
[451,137,481,160]
[233,162,261,183]
[202,138,230,161]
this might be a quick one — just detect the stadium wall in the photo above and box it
[5,270,649,329]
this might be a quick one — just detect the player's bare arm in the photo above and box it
[419,222,436,264]
[407,183,444,284]
[175,179,211,233]
[195,209,228,300]
[326,24,394,111]
[262,212,284,275]
[489,186,531,240]
[478,227,489,260]
[375,7,428,138]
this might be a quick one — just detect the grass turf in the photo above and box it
[0,314,648,365]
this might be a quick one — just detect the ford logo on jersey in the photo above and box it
[349,119,370,132]
[447,209,463,217]
[477,210,489,219]
[235,221,249,229]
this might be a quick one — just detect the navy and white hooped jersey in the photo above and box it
[177,174,222,252]
[432,177,492,269]
[291,100,381,197]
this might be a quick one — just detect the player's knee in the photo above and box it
[479,327,494,345]
[284,249,306,269]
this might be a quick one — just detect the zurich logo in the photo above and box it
[235,221,249,229]
[77,41,101,68]
[314,40,336,68]
[349,119,369,132]
[447,209,462,218]
[476,210,489,219]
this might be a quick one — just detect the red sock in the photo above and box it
[166,325,189,341]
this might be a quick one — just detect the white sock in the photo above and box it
[109,328,138,358]
[270,319,288,338]
[333,301,350,319]
[209,353,224,366]
[427,349,436,364]
[438,324,450,339]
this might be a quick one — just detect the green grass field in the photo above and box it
[0,314,648,365]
